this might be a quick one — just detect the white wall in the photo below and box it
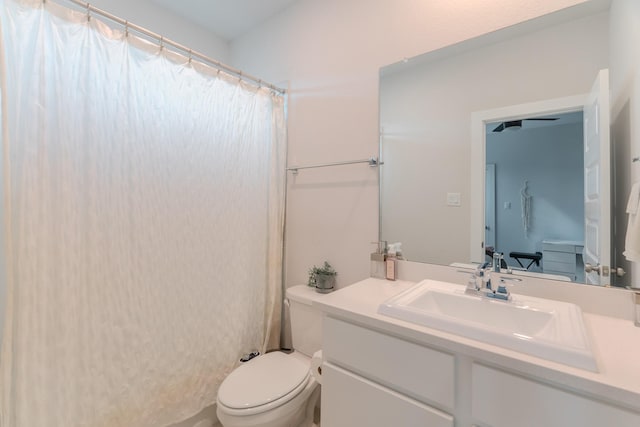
[89,0,230,62]
[610,0,640,288]
[228,0,596,289]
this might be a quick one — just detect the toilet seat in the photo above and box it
[217,352,311,416]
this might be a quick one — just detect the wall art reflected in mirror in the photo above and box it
[379,0,637,287]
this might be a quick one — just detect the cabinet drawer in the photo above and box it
[543,250,576,264]
[471,364,640,427]
[323,316,454,409]
[322,362,454,427]
[543,260,575,273]
[542,242,579,253]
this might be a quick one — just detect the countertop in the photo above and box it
[313,278,640,412]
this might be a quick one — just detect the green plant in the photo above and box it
[308,261,337,286]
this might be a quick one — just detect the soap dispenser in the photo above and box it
[370,241,387,279]
[385,242,402,281]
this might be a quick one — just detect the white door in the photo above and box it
[485,164,496,252]
[583,69,611,286]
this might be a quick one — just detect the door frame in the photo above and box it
[469,94,587,264]
[485,163,496,251]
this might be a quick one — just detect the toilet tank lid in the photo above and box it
[286,285,327,306]
[217,352,309,410]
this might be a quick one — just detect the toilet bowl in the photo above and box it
[216,285,325,427]
[216,351,319,427]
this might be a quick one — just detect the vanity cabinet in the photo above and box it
[322,317,454,426]
[472,364,640,427]
[322,364,453,427]
[321,315,640,427]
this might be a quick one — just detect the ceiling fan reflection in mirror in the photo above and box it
[492,117,559,132]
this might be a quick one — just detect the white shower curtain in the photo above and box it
[0,1,286,426]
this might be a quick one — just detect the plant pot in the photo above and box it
[315,273,336,293]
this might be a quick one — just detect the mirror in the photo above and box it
[379,1,636,287]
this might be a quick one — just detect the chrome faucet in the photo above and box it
[465,262,511,301]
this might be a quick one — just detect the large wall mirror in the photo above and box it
[379,0,638,288]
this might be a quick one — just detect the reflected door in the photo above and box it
[583,69,611,286]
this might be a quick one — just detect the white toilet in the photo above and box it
[216,285,324,427]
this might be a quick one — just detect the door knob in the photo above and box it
[585,264,624,277]
[585,263,609,275]
[614,267,626,277]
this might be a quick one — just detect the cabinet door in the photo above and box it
[323,316,455,409]
[322,363,454,427]
[472,364,640,427]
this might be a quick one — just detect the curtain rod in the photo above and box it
[287,157,382,174]
[50,0,286,95]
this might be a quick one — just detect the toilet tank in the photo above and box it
[285,285,325,357]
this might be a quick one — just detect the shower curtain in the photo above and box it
[0,1,286,426]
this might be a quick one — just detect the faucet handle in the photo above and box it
[477,262,490,272]
[492,284,511,301]
[465,274,480,294]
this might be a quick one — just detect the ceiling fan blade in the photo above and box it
[492,123,505,132]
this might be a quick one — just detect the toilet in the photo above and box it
[216,285,324,427]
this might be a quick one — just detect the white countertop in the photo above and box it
[313,278,640,412]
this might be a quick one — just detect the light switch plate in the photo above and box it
[447,192,461,206]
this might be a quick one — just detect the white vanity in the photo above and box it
[314,270,640,427]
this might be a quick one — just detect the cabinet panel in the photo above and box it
[322,363,454,427]
[324,316,455,409]
[471,363,640,427]
[543,251,576,264]
[543,260,575,274]
[542,242,580,253]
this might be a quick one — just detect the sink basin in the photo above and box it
[378,279,597,371]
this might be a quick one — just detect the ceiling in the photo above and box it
[150,0,298,40]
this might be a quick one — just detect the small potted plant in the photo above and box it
[308,261,337,293]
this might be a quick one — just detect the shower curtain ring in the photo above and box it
[86,4,91,22]
[159,36,164,52]
[124,21,129,38]
[188,49,193,64]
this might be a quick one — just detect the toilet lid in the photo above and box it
[217,352,309,410]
